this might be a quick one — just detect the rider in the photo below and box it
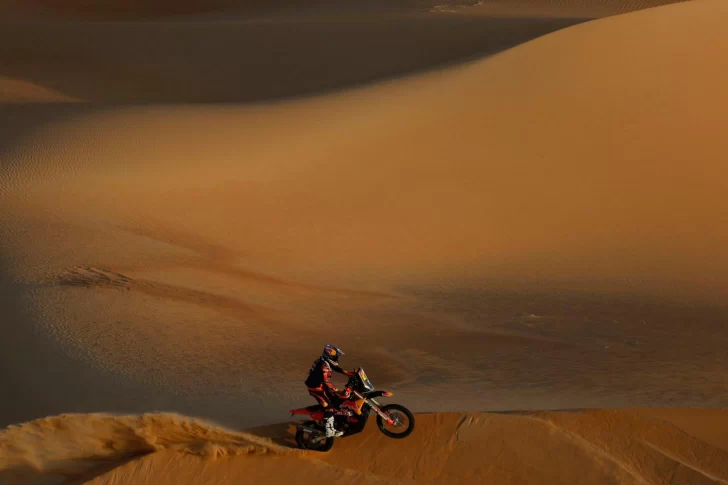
[305,344,356,438]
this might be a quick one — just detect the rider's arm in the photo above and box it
[331,362,356,377]
[322,362,352,396]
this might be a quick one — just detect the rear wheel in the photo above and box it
[376,404,415,439]
[295,421,335,452]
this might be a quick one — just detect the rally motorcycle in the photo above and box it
[290,367,415,451]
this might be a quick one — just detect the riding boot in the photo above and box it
[325,416,344,438]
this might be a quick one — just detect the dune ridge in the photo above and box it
[0,15,585,103]
[0,412,279,485]
[0,77,78,103]
[0,0,688,104]
[0,0,686,20]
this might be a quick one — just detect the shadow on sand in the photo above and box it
[0,14,588,104]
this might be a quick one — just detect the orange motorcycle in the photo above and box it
[290,367,415,451]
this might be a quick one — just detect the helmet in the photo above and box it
[322,344,345,365]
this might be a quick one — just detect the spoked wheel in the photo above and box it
[376,404,415,439]
[295,421,335,452]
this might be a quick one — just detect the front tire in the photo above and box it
[295,421,335,452]
[376,404,415,439]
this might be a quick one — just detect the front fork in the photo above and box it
[353,391,394,425]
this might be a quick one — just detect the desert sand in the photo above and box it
[3,409,728,485]
[2,0,728,483]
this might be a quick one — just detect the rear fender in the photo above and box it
[290,408,324,419]
[291,405,326,420]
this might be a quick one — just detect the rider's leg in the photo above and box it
[308,388,343,437]
[321,387,345,437]
[324,408,343,438]
[308,387,329,408]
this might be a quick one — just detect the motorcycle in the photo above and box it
[290,367,415,451]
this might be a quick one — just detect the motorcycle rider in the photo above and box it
[305,344,356,438]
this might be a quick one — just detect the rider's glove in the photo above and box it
[345,371,356,377]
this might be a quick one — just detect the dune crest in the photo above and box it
[0,77,79,103]
[0,413,276,485]
[0,0,686,20]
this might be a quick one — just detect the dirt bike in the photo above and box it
[290,367,415,452]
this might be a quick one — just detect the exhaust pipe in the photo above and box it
[297,425,324,435]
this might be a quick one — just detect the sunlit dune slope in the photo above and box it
[2,0,727,295]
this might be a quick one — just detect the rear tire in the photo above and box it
[295,421,335,452]
[376,404,415,439]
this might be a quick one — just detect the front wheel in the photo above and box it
[295,421,335,452]
[376,404,415,439]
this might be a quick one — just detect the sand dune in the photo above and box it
[0,0,264,19]
[0,0,686,103]
[0,14,584,103]
[0,0,685,20]
[0,77,78,103]
[3,410,728,485]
